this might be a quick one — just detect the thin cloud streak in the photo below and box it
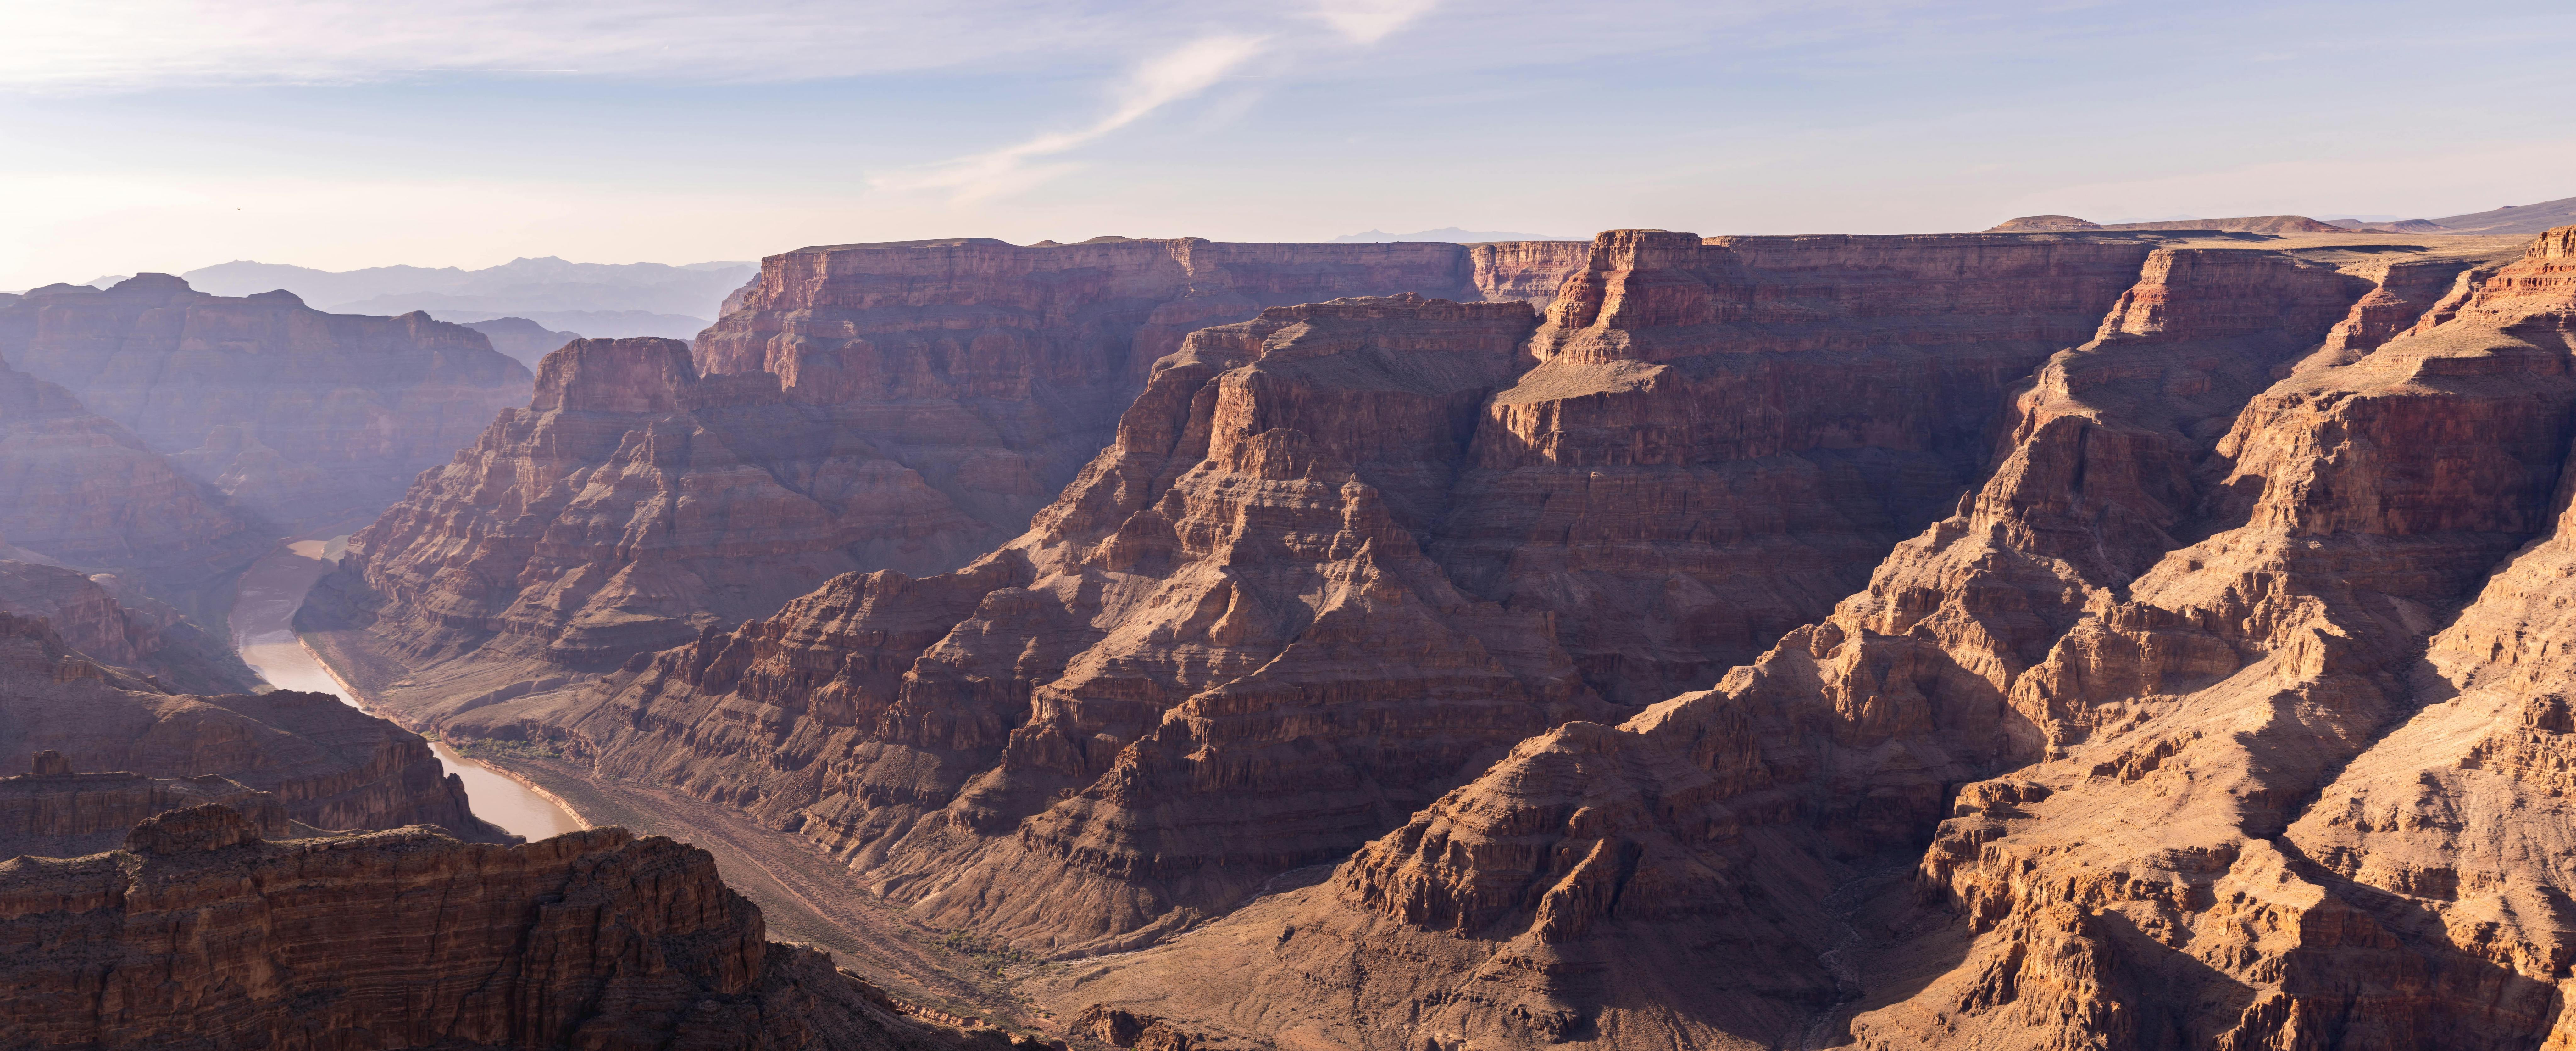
[879,34,1271,202]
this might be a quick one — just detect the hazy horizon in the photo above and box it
[8,0,2575,289]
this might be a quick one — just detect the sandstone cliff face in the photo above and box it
[1468,240,1594,305]
[414,231,2198,962]
[1440,230,2165,704]
[0,806,968,1050]
[0,613,504,841]
[0,275,533,531]
[0,558,259,693]
[309,240,1498,690]
[0,358,268,613]
[1026,235,2560,1050]
[315,336,1003,673]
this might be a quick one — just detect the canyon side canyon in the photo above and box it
[10,221,2576,1050]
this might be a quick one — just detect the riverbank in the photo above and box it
[229,541,586,841]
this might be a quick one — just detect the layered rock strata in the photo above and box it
[0,806,984,1050]
[1032,233,2556,1050]
[0,358,268,614]
[0,275,533,531]
[0,613,504,841]
[310,240,1506,685]
[0,751,292,859]
[0,557,259,693]
[415,231,2198,959]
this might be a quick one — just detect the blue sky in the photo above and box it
[5,0,2573,288]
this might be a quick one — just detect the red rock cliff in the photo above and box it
[1026,235,2560,1050]
[308,241,1499,698]
[445,231,2185,960]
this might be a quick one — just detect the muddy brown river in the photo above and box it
[230,540,586,841]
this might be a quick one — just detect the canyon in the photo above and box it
[0,274,533,534]
[0,610,505,846]
[9,219,2572,1050]
[302,238,1505,696]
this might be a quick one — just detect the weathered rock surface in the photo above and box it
[0,274,533,532]
[1028,232,2557,1049]
[0,612,505,841]
[0,558,259,693]
[306,239,1504,691]
[408,231,2191,962]
[0,357,268,615]
[0,807,990,1050]
[0,751,292,859]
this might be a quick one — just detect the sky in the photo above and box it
[5,0,2575,288]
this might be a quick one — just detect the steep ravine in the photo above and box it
[231,541,582,840]
[1022,233,2560,1050]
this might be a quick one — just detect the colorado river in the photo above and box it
[230,540,586,841]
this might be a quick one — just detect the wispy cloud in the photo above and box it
[877,0,1450,203]
[880,35,1271,201]
[1,0,1202,89]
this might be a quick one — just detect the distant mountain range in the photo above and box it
[1331,227,1581,243]
[77,256,757,338]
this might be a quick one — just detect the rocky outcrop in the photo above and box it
[1988,215,2105,232]
[2102,214,2348,233]
[0,808,985,1050]
[0,357,268,614]
[0,612,506,841]
[0,751,291,859]
[1442,229,2168,703]
[309,336,1007,674]
[307,240,1498,692]
[0,558,259,693]
[0,275,533,531]
[1025,233,2552,1049]
[408,231,2197,961]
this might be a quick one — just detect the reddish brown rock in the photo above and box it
[314,336,1010,674]
[0,612,505,841]
[0,809,978,1050]
[306,240,1497,695]
[422,232,2176,961]
[0,753,291,860]
[0,557,258,693]
[0,274,533,532]
[1024,236,2552,1050]
[0,358,268,614]
[1440,229,2165,703]
[1469,239,1595,305]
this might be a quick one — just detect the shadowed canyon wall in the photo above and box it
[0,805,989,1050]
[307,238,1523,687]
[0,357,269,617]
[0,274,533,533]
[0,613,503,841]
